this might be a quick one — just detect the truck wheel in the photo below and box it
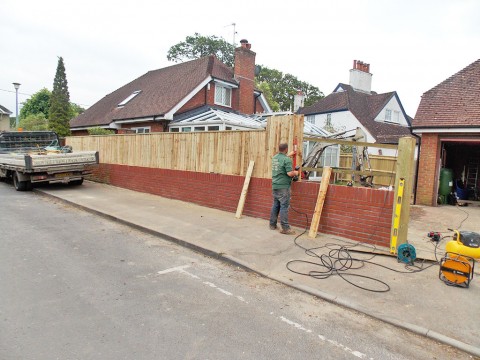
[13,172,31,191]
[70,178,84,186]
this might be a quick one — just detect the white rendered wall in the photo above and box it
[305,111,399,156]
[375,97,409,126]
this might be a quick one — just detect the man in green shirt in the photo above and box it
[270,143,299,235]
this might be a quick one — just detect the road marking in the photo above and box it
[278,316,369,359]
[322,337,368,359]
[203,281,233,296]
[279,316,312,333]
[158,265,371,359]
[157,265,191,275]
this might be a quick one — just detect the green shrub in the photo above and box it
[87,127,115,135]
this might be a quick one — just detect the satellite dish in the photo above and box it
[254,65,262,76]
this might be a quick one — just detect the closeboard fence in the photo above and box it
[66,115,414,249]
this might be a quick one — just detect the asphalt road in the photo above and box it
[0,182,475,360]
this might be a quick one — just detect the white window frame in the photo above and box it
[169,124,236,132]
[303,141,340,180]
[131,126,150,134]
[214,84,232,107]
[385,109,392,122]
[326,113,332,127]
[393,110,400,123]
[306,115,315,124]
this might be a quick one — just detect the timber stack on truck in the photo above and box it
[0,131,99,191]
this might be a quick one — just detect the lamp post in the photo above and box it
[12,82,21,129]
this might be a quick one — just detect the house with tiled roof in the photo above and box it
[412,59,480,206]
[0,104,12,131]
[297,60,412,156]
[70,40,271,135]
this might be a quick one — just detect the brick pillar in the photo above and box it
[416,133,440,205]
[234,40,256,114]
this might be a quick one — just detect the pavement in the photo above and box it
[34,181,480,358]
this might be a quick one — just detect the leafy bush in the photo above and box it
[19,113,49,131]
[87,127,115,135]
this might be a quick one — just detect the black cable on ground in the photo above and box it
[285,145,450,292]
[287,202,441,293]
[455,206,470,229]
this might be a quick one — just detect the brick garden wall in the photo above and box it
[89,163,394,248]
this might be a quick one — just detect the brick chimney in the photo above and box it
[234,39,256,114]
[349,60,373,94]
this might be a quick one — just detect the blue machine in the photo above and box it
[397,243,416,265]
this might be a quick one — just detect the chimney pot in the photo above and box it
[240,39,248,48]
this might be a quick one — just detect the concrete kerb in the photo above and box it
[34,189,480,359]
[266,274,480,358]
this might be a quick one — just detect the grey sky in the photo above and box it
[1,0,479,119]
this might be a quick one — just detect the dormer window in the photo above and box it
[214,84,232,107]
[118,90,141,107]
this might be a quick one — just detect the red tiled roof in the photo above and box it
[413,59,480,128]
[71,56,235,128]
[298,84,412,144]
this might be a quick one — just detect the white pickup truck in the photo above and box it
[0,131,98,191]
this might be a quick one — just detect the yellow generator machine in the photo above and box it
[439,252,475,288]
[439,230,478,288]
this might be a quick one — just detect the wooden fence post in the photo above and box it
[390,137,416,253]
[308,166,332,238]
[235,160,255,219]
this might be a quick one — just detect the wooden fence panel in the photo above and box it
[66,115,305,179]
[338,153,397,187]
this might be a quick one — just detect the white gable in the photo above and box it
[374,97,409,126]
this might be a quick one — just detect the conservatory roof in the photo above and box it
[172,107,263,129]
[172,107,330,136]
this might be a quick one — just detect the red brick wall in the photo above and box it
[177,87,207,114]
[89,164,394,247]
[416,133,440,205]
[120,122,165,133]
[255,97,265,113]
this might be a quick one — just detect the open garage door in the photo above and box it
[440,137,480,201]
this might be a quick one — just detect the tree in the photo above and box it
[70,103,85,118]
[20,88,51,120]
[167,34,324,111]
[19,88,83,127]
[49,57,71,137]
[255,81,280,112]
[19,113,49,131]
[167,33,235,67]
[256,66,324,111]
